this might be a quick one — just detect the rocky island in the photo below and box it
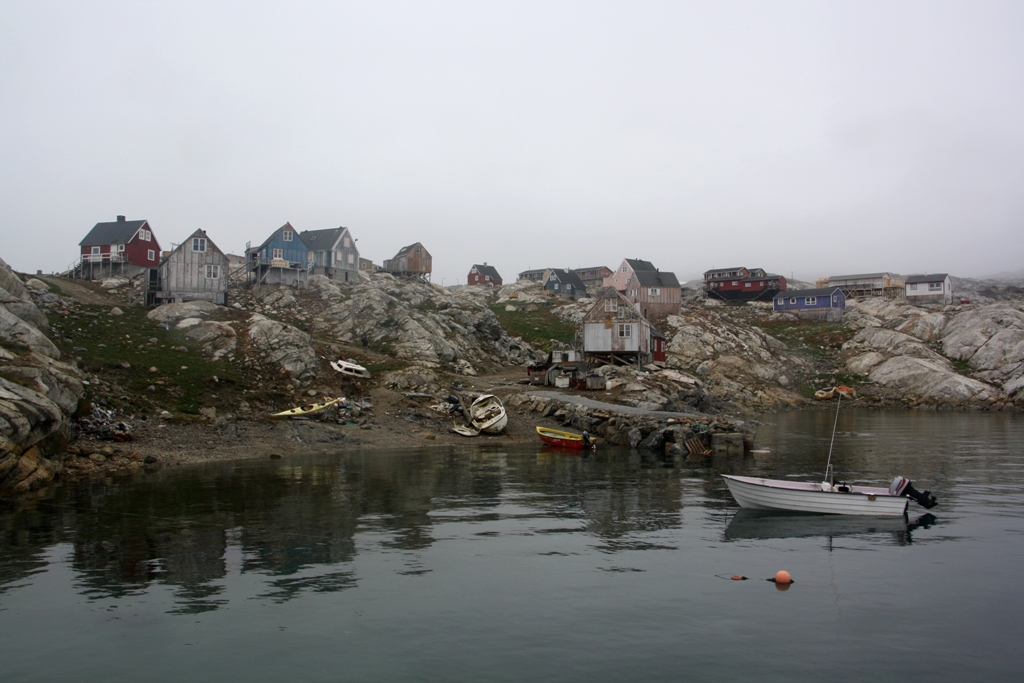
[2,256,1023,498]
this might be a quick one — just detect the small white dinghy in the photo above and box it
[722,392,937,517]
[330,359,371,379]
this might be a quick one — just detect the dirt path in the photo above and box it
[38,275,120,306]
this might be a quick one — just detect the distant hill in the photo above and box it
[982,269,1024,282]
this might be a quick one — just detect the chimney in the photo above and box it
[117,215,125,222]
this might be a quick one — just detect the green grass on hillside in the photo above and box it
[48,304,255,415]
[488,304,577,352]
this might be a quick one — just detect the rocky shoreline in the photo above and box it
[4,256,1024,498]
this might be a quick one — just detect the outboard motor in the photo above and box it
[890,476,938,509]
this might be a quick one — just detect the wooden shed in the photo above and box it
[154,230,229,305]
[582,287,662,366]
[383,242,432,281]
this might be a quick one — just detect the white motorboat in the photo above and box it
[721,392,937,516]
[330,359,371,379]
[469,394,508,434]
[721,475,923,517]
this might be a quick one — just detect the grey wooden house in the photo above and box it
[383,242,432,281]
[582,288,665,366]
[300,226,360,283]
[153,230,229,305]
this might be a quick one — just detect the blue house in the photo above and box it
[543,268,588,299]
[773,287,845,321]
[245,222,308,287]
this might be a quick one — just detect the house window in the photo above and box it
[147,249,155,261]
[139,229,151,242]
[617,324,632,338]
[744,282,751,288]
[622,265,627,272]
[929,282,942,291]
[805,296,817,305]
[283,231,293,242]
[343,237,350,248]
[91,246,101,255]
[604,298,617,312]
[273,248,284,259]
[116,243,125,251]
[910,283,918,290]
[206,265,220,279]
[347,254,354,264]
[193,238,207,252]
[789,298,796,304]
[650,288,660,296]
[732,281,738,286]
[554,283,560,290]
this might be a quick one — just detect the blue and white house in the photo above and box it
[245,222,309,287]
[773,287,846,320]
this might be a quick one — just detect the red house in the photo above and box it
[78,215,161,279]
[467,263,502,287]
[704,266,786,302]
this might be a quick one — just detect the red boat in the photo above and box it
[536,426,595,450]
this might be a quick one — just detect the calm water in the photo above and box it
[2,410,1023,682]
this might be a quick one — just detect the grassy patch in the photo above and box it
[758,319,855,357]
[488,304,576,351]
[48,304,251,415]
[949,357,973,376]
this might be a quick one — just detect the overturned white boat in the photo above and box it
[330,359,371,379]
[469,394,507,434]
[721,474,936,517]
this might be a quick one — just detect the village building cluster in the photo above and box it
[74,214,953,367]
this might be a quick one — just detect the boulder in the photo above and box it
[184,321,237,361]
[246,314,320,381]
[147,300,223,323]
[941,304,1024,390]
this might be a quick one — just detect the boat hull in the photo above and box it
[722,475,908,517]
[469,394,507,434]
[536,427,593,450]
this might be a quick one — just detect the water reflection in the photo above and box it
[0,445,690,613]
[723,508,938,545]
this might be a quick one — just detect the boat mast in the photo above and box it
[824,393,842,484]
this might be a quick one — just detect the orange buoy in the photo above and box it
[731,575,747,581]
[774,570,792,584]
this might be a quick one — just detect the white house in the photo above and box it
[905,273,953,304]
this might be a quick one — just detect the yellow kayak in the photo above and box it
[271,397,343,417]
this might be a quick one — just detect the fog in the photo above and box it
[2,0,1022,285]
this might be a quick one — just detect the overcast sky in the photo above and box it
[2,0,1022,285]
